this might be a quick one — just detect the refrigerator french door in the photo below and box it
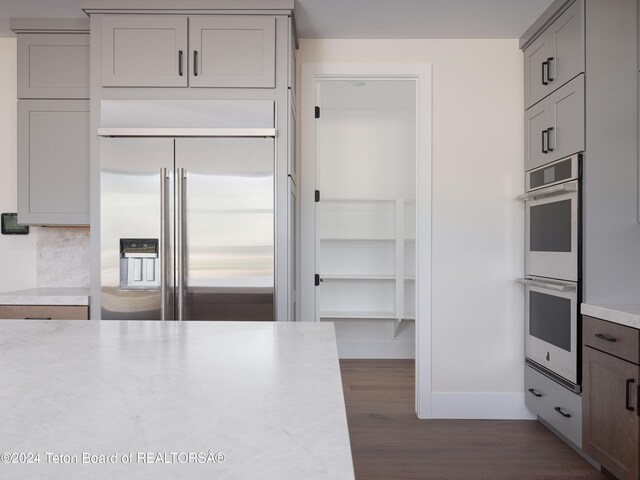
[100,137,275,321]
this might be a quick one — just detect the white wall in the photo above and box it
[298,39,528,418]
[0,38,37,292]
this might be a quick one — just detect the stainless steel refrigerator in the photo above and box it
[100,137,274,321]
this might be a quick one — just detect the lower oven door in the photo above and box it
[520,277,578,384]
[524,180,578,282]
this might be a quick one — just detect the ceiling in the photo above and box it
[0,0,555,38]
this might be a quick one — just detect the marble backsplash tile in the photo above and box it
[37,227,90,288]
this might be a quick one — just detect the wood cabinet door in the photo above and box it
[524,97,551,171]
[17,33,89,99]
[101,15,188,87]
[548,74,584,161]
[583,346,639,480]
[17,100,89,226]
[189,16,275,88]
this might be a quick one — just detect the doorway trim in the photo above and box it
[300,63,432,419]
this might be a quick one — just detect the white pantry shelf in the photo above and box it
[320,237,396,241]
[319,311,397,320]
[321,274,395,280]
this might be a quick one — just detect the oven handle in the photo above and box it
[516,277,577,292]
[516,181,577,202]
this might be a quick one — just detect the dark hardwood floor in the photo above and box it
[340,359,606,480]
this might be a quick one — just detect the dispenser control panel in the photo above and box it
[119,238,160,290]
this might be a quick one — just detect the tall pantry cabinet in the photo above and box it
[81,0,298,321]
[521,0,640,476]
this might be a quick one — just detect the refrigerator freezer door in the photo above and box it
[175,138,275,321]
[100,138,175,320]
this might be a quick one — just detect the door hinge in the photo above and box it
[315,274,322,286]
[315,190,320,202]
[315,106,320,119]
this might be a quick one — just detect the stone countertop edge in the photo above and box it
[581,303,640,330]
[0,288,90,306]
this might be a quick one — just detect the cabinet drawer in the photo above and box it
[525,364,582,447]
[0,306,89,320]
[583,315,639,364]
[17,33,89,99]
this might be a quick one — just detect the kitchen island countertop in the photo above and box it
[0,320,354,480]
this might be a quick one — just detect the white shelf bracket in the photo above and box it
[393,318,403,338]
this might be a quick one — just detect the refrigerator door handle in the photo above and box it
[177,167,185,321]
[160,168,168,321]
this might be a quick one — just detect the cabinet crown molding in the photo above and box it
[10,17,89,34]
[80,0,293,14]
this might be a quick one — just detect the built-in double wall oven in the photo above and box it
[518,154,581,391]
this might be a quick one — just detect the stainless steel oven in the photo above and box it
[517,276,579,389]
[519,155,580,282]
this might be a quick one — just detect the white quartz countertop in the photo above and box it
[0,288,89,306]
[0,321,355,480]
[581,303,640,329]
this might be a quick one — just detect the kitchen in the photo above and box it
[0,0,639,479]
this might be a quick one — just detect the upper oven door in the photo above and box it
[522,278,578,384]
[524,180,578,282]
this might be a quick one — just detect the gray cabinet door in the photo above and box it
[547,74,585,162]
[17,33,89,99]
[525,98,551,171]
[18,100,89,225]
[525,75,584,171]
[524,31,552,110]
[189,16,275,88]
[101,16,188,87]
[524,0,584,109]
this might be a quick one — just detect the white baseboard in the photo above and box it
[337,340,415,359]
[430,392,537,420]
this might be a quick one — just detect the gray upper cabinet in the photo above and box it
[524,31,552,110]
[18,100,90,225]
[525,74,584,171]
[17,33,89,99]
[524,0,584,109]
[101,15,188,87]
[189,16,275,88]
[525,98,551,171]
[547,74,584,161]
[101,15,276,88]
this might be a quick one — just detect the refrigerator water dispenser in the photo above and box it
[119,239,160,290]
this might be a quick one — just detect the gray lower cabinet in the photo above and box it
[525,74,584,171]
[101,15,188,87]
[525,364,582,447]
[17,33,89,99]
[101,15,276,88]
[524,0,585,109]
[18,100,89,225]
[189,16,275,88]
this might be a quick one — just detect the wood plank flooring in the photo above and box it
[340,359,606,480]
